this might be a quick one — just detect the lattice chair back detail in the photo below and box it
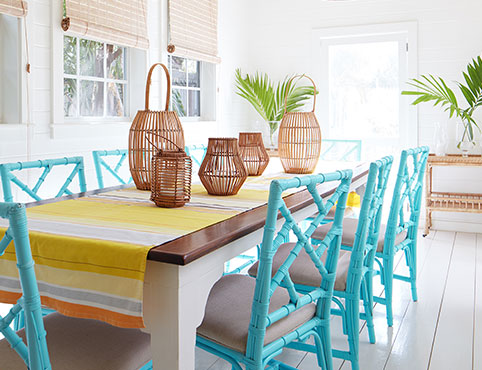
[0,203,51,370]
[384,147,429,256]
[320,139,362,162]
[0,157,87,202]
[184,144,207,173]
[250,171,352,367]
[92,150,133,189]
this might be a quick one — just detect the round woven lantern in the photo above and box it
[198,138,248,196]
[278,75,321,174]
[238,132,270,176]
[150,148,192,208]
[129,63,185,190]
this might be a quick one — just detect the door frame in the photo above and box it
[310,21,418,150]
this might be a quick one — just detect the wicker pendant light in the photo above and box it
[278,75,321,174]
[238,132,270,176]
[198,138,248,196]
[129,63,185,190]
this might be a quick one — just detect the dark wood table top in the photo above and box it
[26,163,368,266]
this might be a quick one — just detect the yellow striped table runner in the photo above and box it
[0,174,299,328]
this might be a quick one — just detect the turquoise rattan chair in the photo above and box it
[0,202,152,370]
[0,157,87,202]
[197,170,353,370]
[282,156,392,370]
[373,146,429,327]
[185,144,207,173]
[320,139,362,162]
[92,149,132,189]
[0,202,50,370]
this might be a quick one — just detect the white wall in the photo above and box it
[0,0,253,200]
[1,0,482,231]
[238,0,482,232]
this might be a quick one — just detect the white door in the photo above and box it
[313,23,417,160]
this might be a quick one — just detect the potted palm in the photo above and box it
[402,57,482,156]
[234,69,317,148]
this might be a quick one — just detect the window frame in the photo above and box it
[63,35,129,121]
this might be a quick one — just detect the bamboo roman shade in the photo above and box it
[62,0,149,49]
[168,0,220,64]
[0,0,27,17]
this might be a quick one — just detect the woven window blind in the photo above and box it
[168,0,220,64]
[0,0,27,17]
[62,0,149,50]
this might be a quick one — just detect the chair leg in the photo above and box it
[406,242,418,302]
[346,297,360,370]
[382,256,394,327]
[361,277,376,344]
[316,324,333,370]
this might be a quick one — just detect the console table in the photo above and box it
[425,154,482,235]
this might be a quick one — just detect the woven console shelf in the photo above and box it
[238,132,269,176]
[198,138,248,196]
[150,149,192,208]
[425,154,482,235]
[129,63,185,190]
[278,75,321,174]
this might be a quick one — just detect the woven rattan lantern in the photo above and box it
[238,132,269,176]
[129,63,185,190]
[150,146,192,208]
[278,75,321,174]
[198,138,248,196]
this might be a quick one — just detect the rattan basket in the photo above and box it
[129,63,185,190]
[198,138,248,196]
[278,75,321,174]
[238,132,269,176]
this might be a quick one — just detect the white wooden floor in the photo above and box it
[196,231,482,370]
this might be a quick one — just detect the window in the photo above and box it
[168,55,201,118]
[0,14,20,124]
[63,36,127,118]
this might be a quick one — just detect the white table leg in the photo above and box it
[143,258,224,370]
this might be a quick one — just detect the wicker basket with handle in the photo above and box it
[129,63,185,190]
[278,75,321,174]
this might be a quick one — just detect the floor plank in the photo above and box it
[429,232,476,370]
[384,231,455,370]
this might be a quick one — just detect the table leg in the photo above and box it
[143,259,224,370]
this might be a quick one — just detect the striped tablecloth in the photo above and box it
[0,170,306,328]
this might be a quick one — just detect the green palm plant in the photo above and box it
[402,56,482,150]
[235,69,316,146]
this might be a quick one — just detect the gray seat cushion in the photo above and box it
[0,312,151,370]
[248,243,351,292]
[312,217,407,252]
[310,206,354,221]
[197,274,316,353]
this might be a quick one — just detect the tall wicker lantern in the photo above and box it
[238,132,269,176]
[278,75,321,174]
[129,63,185,190]
[198,138,248,196]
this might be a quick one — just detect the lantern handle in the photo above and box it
[145,63,171,111]
[145,132,184,152]
[283,74,317,114]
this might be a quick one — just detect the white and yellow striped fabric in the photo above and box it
[0,173,301,328]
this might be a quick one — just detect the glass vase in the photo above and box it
[433,121,448,156]
[456,121,476,157]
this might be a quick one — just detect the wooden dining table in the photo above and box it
[1,159,369,370]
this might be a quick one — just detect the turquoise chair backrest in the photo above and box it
[185,144,207,172]
[320,139,362,161]
[0,203,51,369]
[346,156,393,290]
[92,149,132,189]
[383,146,429,254]
[0,157,87,202]
[247,170,353,363]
